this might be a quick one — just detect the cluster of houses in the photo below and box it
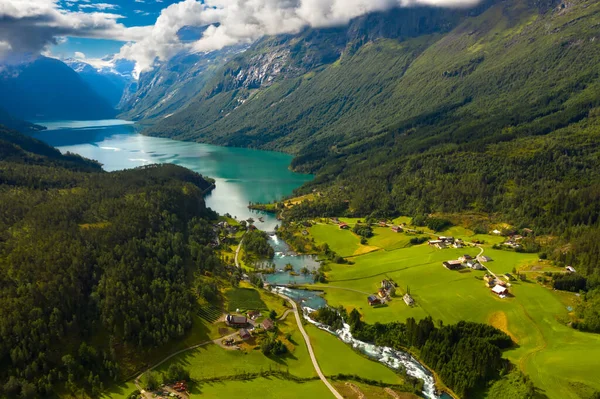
[367,279,397,306]
[429,236,465,249]
[225,312,276,342]
[503,235,524,249]
[442,254,485,271]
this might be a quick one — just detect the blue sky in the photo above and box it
[51,0,180,59]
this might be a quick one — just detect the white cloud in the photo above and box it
[134,0,145,3]
[0,0,151,61]
[1,0,481,78]
[79,3,119,11]
[117,0,481,76]
[74,51,86,59]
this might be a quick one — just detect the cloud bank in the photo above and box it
[0,0,480,76]
[0,0,149,62]
[119,0,481,76]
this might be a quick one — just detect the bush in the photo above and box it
[140,371,160,391]
[166,364,190,382]
[426,218,452,232]
[352,224,373,238]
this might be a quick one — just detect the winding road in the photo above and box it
[276,291,344,399]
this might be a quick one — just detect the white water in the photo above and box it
[296,300,439,398]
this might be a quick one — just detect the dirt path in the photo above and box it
[235,233,245,267]
[278,309,294,321]
[275,292,343,399]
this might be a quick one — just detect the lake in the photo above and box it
[35,119,313,231]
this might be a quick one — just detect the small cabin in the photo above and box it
[367,295,381,306]
[339,222,350,230]
[239,329,251,340]
[262,318,275,331]
[492,285,508,296]
[391,225,402,233]
[226,314,248,327]
[443,260,462,270]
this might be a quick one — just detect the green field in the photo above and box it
[189,377,330,398]
[305,324,405,385]
[306,225,600,399]
[153,313,316,380]
[309,223,361,257]
[225,287,269,312]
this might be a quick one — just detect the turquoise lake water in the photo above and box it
[34,120,313,231]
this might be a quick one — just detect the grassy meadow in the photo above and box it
[303,220,600,399]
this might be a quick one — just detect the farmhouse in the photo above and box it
[443,260,463,270]
[492,285,508,296]
[504,273,515,281]
[465,260,485,270]
[478,255,492,262]
[367,295,381,306]
[403,293,415,306]
[339,222,350,230]
[226,314,248,327]
[379,221,388,227]
[459,254,473,262]
[378,288,388,299]
[262,318,275,331]
[391,225,402,233]
[239,329,251,340]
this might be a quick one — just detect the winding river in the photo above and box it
[36,119,441,399]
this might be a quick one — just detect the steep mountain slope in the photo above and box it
[118,46,246,123]
[0,107,46,134]
[65,59,131,107]
[146,3,495,149]
[147,0,598,158]
[0,57,116,120]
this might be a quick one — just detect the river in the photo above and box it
[35,119,441,399]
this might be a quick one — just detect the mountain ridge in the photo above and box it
[0,56,116,121]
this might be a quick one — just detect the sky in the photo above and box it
[0,0,482,77]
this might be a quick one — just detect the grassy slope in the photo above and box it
[307,225,600,399]
[305,324,405,384]
[190,378,330,398]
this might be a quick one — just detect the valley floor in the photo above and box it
[302,218,600,399]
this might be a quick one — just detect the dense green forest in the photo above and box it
[0,126,224,397]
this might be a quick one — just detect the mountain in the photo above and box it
[144,1,496,149]
[118,45,247,123]
[64,58,131,108]
[0,107,46,134]
[0,56,116,121]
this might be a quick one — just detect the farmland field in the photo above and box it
[305,224,600,399]
[225,287,268,312]
[305,324,406,384]
[189,377,330,398]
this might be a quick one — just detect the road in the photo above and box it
[276,291,344,399]
[235,234,244,267]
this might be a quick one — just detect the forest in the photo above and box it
[315,308,526,398]
[0,127,224,397]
